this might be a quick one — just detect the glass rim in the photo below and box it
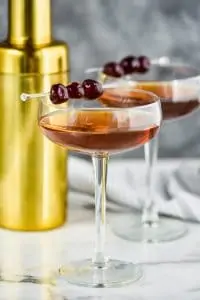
[140,61,200,83]
[39,86,160,112]
[85,60,200,83]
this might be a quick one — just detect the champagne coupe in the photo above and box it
[87,57,200,243]
[21,77,162,287]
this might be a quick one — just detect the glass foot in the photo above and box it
[112,214,188,243]
[59,259,142,288]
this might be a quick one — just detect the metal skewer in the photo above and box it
[20,81,134,102]
[20,92,50,101]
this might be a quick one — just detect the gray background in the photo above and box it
[1,0,200,158]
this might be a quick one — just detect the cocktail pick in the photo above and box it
[20,80,135,102]
[20,92,50,101]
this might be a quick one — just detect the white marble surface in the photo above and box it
[1,160,200,299]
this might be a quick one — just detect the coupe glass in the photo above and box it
[89,58,200,243]
[21,79,162,287]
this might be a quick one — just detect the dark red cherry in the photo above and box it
[137,55,150,73]
[67,82,84,98]
[82,79,103,100]
[120,55,139,75]
[103,62,124,78]
[50,83,68,104]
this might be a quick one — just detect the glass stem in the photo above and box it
[92,154,108,266]
[142,136,159,226]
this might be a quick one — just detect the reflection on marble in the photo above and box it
[0,282,54,300]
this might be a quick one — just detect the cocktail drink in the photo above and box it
[86,56,200,243]
[101,72,199,121]
[21,77,162,287]
[40,109,159,153]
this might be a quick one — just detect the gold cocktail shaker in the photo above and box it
[0,0,70,230]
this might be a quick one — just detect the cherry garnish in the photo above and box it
[67,82,84,98]
[102,55,151,77]
[120,55,139,75]
[49,80,103,104]
[137,55,150,73]
[50,83,68,104]
[103,62,124,78]
[82,79,103,100]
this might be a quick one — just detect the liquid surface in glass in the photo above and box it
[40,108,159,154]
[100,64,200,120]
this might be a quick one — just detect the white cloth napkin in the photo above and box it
[167,162,200,222]
[68,156,200,222]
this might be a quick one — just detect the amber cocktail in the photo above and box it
[88,57,200,243]
[21,79,161,288]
